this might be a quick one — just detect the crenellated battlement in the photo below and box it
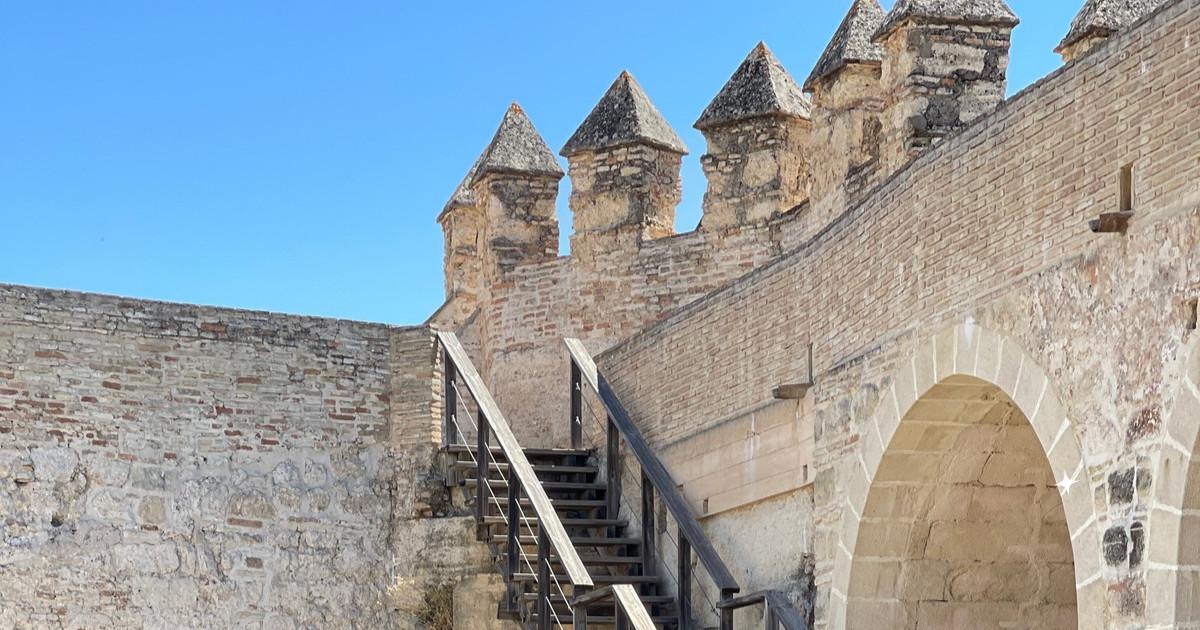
[440,0,1166,308]
[432,0,1176,444]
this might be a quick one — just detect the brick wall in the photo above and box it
[0,285,465,629]
[478,217,810,446]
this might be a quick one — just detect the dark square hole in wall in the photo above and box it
[1120,162,1135,213]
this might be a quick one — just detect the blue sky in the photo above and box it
[0,1,1080,324]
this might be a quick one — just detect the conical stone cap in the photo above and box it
[803,0,886,91]
[561,71,687,157]
[874,0,1019,41]
[695,42,811,131]
[472,102,563,183]
[1057,0,1167,52]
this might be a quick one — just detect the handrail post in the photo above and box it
[570,361,583,449]
[606,417,621,521]
[537,528,551,630]
[641,471,655,585]
[719,588,737,630]
[615,606,629,630]
[443,348,459,446]
[573,604,588,630]
[766,606,780,630]
[506,477,520,613]
[677,530,691,630]
[476,413,490,541]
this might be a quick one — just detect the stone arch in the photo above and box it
[1145,338,1200,629]
[827,324,1103,629]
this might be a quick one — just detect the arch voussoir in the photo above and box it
[912,338,937,397]
[972,327,1004,383]
[1147,338,1200,627]
[933,327,958,383]
[953,324,982,379]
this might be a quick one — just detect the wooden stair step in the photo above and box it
[452,461,597,475]
[445,444,592,459]
[464,478,606,491]
[490,535,641,547]
[481,516,625,528]
[520,593,674,605]
[510,573,661,585]
[524,612,675,626]
[489,497,607,510]
[502,554,644,566]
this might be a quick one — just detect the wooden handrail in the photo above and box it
[564,338,739,595]
[717,590,809,630]
[437,332,593,589]
[613,585,658,630]
[571,585,658,630]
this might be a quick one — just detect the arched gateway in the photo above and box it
[829,325,1103,629]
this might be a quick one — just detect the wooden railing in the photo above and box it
[566,339,740,629]
[565,338,811,630]
[437,331,594,628]
[717,591,810,630]
[572,585,658,630]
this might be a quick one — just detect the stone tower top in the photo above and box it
[474,102,564,181]
[694,42,811,131]
[1057,0,1167,57]
[440,154,481,220]
[874,0,1019,40]
[803,0,886,91]
[560,71,687,157]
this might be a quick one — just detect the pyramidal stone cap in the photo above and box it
[1057,0,1168,52]
[472,102,564,183]
[873,0,1019,41]
[803,0,886,92]
[695,42,812,131]
[561,71,687,157]
[439,152,483,220]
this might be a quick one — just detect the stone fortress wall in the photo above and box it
[0,285,502,629]
[432,0,1110,451]
[2,0,1197,628]
[595,2,1200,629]
[433,0,1199,627]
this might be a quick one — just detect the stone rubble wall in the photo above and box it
[877,21,1014,174]
[807,63,885,238]
[699,116,812,230]
[567,144,683,253]
[0,285,494,629]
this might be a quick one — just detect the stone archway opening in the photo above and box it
[847,375,1078,629]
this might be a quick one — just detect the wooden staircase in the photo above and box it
[435,331,809,630]
[447,444,680,628]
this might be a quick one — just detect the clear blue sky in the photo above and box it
[1,1,1080,325]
